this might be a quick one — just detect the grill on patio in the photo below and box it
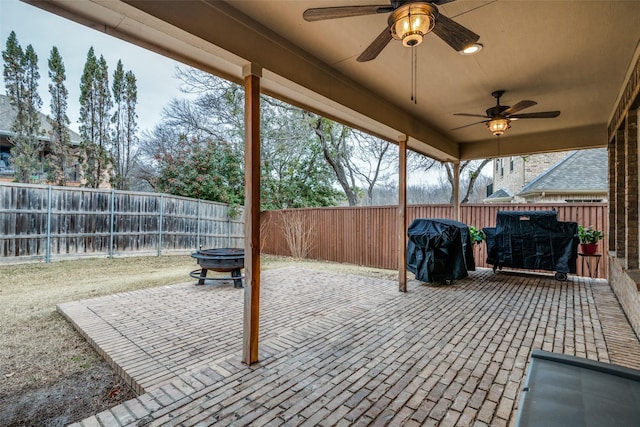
[190,247,244,288]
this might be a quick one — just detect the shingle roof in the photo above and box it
[486,188,512,199]
[0,94,81,145]
[518,148,608,195]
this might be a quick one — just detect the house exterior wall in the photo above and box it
[523,152,568,184]
[0,135,82,185]
[1,95,83,186]
[521,192,608,203]
[492,156,524,197]
[492,152,569,201]
[607,49,640,339]
[609,258,640,338]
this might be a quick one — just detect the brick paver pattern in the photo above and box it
[60,267,640,426]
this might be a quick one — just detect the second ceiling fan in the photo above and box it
[453,90,561,136]
[303,0,480,62]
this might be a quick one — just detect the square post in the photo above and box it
[616,121,627,262]
[242,64,262,365]
[626,110,639,269]
[609,136,616,253]
[398,135,407,292]
[452,161,460,221]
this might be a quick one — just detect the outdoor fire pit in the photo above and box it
[190,247,244,288]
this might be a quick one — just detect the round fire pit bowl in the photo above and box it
[190,247,244,288]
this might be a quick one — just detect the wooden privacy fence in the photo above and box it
[0,182,244,262]
[261,203,609,279]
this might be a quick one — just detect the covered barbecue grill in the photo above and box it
[190,247,244,288]
[483,210,578,281]
[406,218,475,284]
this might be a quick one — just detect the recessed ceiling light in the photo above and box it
[459,43,483,55]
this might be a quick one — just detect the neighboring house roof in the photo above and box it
[518,148,608,196]
[0,94,81,146]
[483,188,513,203]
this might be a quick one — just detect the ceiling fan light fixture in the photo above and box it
[390,3,437,48]
[487,118,511,136]
[459,43,483,55]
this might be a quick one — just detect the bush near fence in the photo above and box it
[262,204,609,279]
[0,182,244,263]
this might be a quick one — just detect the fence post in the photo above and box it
[109,189,115,258]
[158,194,164,256]
[196,198,201,249]
[45,185,52,263]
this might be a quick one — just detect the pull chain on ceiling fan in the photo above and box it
[303,0,481,62]
[411,46,417,104]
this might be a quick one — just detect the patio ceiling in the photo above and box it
[26,0,640,162]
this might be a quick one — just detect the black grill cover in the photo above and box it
[406,218,475,284]
[484,210,578,274]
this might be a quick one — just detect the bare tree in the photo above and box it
[308,116,359,205]
[350,131,398,205]
[308,113,400,206]
[444,159,491,203]
[409,151,491,204]
[279,210,314,259]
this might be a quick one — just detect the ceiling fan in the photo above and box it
[453,90,561,136]
[303,0,481,62]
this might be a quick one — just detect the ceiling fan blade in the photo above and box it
[357,27,393,62]
[454,113,490,118]
[502,100,537,116]
[509,111,561,119]
[431,14,480,51]
[451,120,488,131]
[303,5,393,22]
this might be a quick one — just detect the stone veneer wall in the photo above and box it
[608,256,640,338]
[492,151,569,198]
[522,151,568,184]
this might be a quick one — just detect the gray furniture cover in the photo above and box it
[516,350,640,426]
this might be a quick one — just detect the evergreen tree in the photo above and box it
[46,46,72,185]
[110,60,138,189]
[78,47,99,186]
[111,60,125,188]
[122,70,138,187]
[2,33,43,182]
[78,48,111,188]
[2,31,24,120]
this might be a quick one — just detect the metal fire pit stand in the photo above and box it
[189,268,244,288]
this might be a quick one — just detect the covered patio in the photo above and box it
[25,1,640,361]
[22,0,640,424]
[61,268,640,426]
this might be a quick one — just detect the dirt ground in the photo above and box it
[0,254,395,426]
[0,363,135,427]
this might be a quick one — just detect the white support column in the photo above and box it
[398,135,407,292]
[242,63,262,365]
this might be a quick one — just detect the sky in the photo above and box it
[0,0,187,134]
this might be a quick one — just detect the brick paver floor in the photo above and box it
[59,267,640,426]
